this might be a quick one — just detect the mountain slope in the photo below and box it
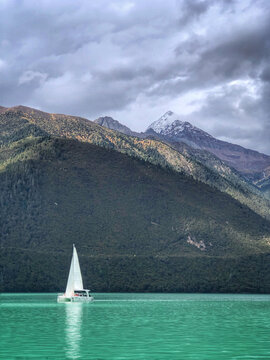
[254,166,270,200]
[0,136,270,292]
[1,105,269,220]
[146,111,270,182]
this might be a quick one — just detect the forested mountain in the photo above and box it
[0,105,269,293]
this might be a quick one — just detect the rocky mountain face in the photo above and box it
[146,111,214,148]
[0,105,270,293]
[94,116,142,137]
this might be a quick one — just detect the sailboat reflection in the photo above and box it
[65,303,83,359]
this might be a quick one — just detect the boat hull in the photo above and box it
[57,294,94,303]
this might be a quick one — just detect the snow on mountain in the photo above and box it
[147,111,181,133]
[147,111,212,139]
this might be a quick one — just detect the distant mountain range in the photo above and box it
[0,105,269,293]
[94,110,270,199]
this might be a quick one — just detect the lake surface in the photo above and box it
[0,293,270,359]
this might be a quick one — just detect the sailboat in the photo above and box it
[57,244,94,303]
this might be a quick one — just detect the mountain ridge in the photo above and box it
[1,105,269,221]
[94,116,142,137]
[94,110,270,198]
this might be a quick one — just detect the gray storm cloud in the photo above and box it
[0,0,269,153]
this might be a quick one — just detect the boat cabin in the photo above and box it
[74,289,91,298]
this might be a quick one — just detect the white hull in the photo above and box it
[57,294,94,303]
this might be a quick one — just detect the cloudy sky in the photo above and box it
[1,0,270,153]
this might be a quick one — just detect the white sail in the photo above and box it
[73,245,84,290]
[65,245,84,297]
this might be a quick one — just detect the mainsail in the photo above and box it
[65,244,84,297]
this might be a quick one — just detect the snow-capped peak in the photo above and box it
[147,111,183,133]
[147,111,214,143]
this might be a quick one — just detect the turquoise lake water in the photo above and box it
[0,293,270,359]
